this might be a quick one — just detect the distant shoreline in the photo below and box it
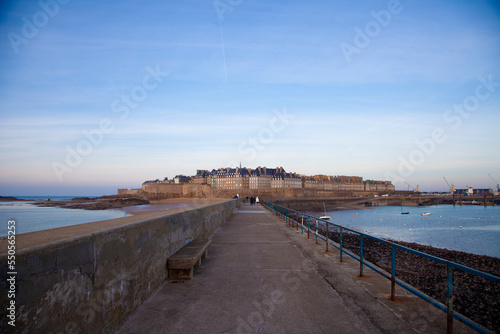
[0,196,27,202]
[31,195,150,210]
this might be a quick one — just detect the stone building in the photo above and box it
[364,180,395,192]
[271,172,302,188]
[249,166,276,189]
[212,167,250,190]
[142,166,395,193]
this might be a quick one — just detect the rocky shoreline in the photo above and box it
[315,227,499,332]
[33,195,150,210]
[0,196,26,202]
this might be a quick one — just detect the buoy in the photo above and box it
[460,226,462,229]
[380,219,382,221]
[404,224,406,227]
[410,229,412,231]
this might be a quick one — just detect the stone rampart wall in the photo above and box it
[0,200,238,334]
[119,184,397,199]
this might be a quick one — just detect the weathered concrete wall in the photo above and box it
[0,200,238,334]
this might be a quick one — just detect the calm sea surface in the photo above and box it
[324,205,500,258]
[0,200,128,236]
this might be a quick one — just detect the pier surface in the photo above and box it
[117,202,474,334]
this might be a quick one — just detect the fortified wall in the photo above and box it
[118,183,397,199]
[0,199,239,334]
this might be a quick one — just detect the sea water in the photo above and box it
[325,205,500,258]
[0,201,129,236]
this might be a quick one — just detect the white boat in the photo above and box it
[421,212,431,216]
[320,203,331,221]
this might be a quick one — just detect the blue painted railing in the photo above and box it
[262,201,499,334]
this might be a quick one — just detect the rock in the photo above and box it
[34,195,150,210]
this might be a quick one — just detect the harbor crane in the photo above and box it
[443,177,455,193]
[444,177,457,206]
[404,182,420,192]
[489,174,499,194]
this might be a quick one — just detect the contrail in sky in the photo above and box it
[218,20,228,81]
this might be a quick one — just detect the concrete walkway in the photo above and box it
[117,203,474,334]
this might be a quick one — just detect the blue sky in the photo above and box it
[1,0,499,196]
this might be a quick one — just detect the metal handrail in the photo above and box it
[262,201,499,334]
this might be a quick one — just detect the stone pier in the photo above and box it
[117,202,475,334]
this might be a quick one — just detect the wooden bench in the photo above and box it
[168,239,211,280]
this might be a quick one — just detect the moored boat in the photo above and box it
[320,203,331,221]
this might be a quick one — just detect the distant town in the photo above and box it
[143,166,395,192]
[116,166,499,199]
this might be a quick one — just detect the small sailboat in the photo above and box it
[401,197,409,214]
[320,203,331,221]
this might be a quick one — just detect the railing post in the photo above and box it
[301,216,304,234]
[325,221,329,252]
[447,262,454,334]
[307,217,310,239]
[391,245,396,301]
[315,219,318,243]
[339,227,343,262]
[359,235,364,277]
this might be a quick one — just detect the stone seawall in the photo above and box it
[0,199,238,334]
[120,184,400,199]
